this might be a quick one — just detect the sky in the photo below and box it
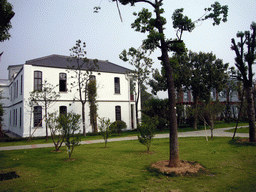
[1,0,255,98]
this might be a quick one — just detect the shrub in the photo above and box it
[57,112,81,159]
[110,120,127,135]
[98,117,112,148]
[138,116,158,152]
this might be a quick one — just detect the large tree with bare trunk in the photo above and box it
[231,22,256,142]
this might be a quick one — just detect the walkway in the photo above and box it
[0,126,249,151]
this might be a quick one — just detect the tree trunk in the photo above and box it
[246,86,256,142]
[82,103,86,136]
[154,4,179,167]
[45,102,48,141]
[193,95,198,130]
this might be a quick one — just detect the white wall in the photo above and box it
[6,64,139,137]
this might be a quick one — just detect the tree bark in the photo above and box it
[193,94,198,130]
[246,85,256,142]
[82,103,86,136]
[154,3,180,167]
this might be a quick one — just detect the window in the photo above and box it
[9,111,11,126]
[20,107,22,127]
[34,106,42,127]
[21,75,23,94]
[13,109,15,127]
[16,80,18,98]
[59,73,67,92]
[115,106,121,121]
[59,106,67,116]
[131,104,134,129]
[34,71,42,91]
[114,77,120,94]
[15,109,17,126]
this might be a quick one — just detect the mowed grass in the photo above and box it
[225,127,249,133]
[0,122,249,147]
[0,137,255,191]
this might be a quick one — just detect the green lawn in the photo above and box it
[225,127,249,133]
[0,137,255,191]
[0,122,248,147]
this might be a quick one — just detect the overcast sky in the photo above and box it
[1,0,255,98]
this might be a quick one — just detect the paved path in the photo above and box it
[0,126,249,151]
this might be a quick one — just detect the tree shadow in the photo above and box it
[0,171,20,181]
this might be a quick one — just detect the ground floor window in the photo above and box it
[115,106,121,121]
[34,106,42,127]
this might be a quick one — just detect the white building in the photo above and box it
[0,54,140,137]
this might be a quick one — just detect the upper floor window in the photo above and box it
[20,75,23,95]
[34,106,42,127]
[34,71,42,91]
[59,73,67,92]
[115,106,121,121]
[114,77,120,94]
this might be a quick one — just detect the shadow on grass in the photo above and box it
[0,171,20,181]
[229,138,256,147]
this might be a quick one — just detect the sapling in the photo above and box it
[138,116,158,152]
[99,117,112,148]
[57,112,81,159]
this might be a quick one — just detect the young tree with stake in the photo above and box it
[68,40,98,136]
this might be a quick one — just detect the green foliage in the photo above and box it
[88,77,98,133]
[68,39,99,136]
[142,98,169,131]
[110,120,127,135]
[57,112,81,159]
[0,0,15,42]
[203,2,228,26]
[98,117,112,148]
[46,112,65,151]
[138,115,158,152]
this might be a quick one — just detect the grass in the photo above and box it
[0,137,255,191]
[225,127,249,133]
[0,122,248,147]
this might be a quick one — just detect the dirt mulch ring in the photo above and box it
[151,160,205,176]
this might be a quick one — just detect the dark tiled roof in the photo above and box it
[25,54,131,74]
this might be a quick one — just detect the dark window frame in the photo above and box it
[34,106,42,127]
[115,106,121,121]
[34,71,42,91]
[59,73,67,92]
[114,77,120,94]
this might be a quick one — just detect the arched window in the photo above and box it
[34,106,42,127]
[59,73,67,92]
[34,71,42,91]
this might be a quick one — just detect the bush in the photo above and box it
[98,117,112,148]
[138,116,158,152]
[110,120,127,135]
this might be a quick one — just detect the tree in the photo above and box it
[58,112,81,160]
[198,100,225,138]
[29,80,60,141]
[119,46,153,125]
[138,115,158,152]
[98,117,112,148]
[112,0,228,167]
[68,39,98,136]
[188,51,228,129]
[0,0,15,56]
[88,76,98,133]
[46,112,65,151]
[231,22,256,142]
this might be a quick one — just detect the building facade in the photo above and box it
[0,54,140,137]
